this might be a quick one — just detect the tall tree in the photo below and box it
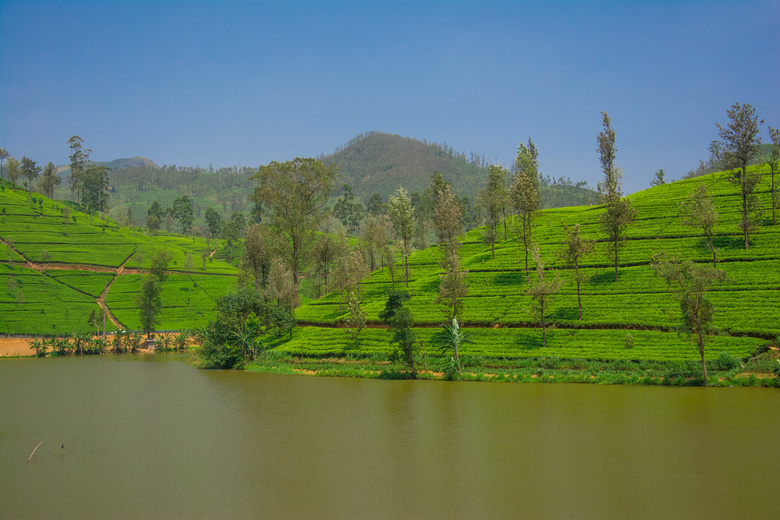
[436,246,469,321]
[525,245,564,349]
[38,161,61,198]
[344,291,366,350]
[387,187,415,288]
[651,253,728,383]
[240,223,273,294]
[204,207,222,238]
[510,138,541,276]
[0,148,9,180]
[136,274,162,339]
[311,229,348,297]
[681,183,719,267]
[380,290,417,378]
[67,135,91,204]
[332,183,364,234]
[5,156,20,185]
[650,169,667,186]
[559,224,594,320]
[432,183,462,250]
[252,158,338,308]
[716,102,764,249]
[478,165,508,259]
[360,214,392,272]
[596,112,636,281]
[147,200,164,226]
[764,127,779,225]
[171,195,194,234]
[81,164,110,218]
[20,156,41,198]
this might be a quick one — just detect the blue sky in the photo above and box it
[1,0,778,194]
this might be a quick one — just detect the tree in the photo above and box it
[436,246,468,321]
[67,135,91,203]
[344,291,366,350]
[171,195,194,234]
[651,169,667,187]
[204,207,222,238]
[81,164,110,218]
[433,183,463,251]
[20,156,41,199]
[651,253,728,383]
[510,138,541,277]
[221,215,244,264]
[149,248,172,281]
[525,245,564,348]
[146,200,164,235]
[5,157,20,185]
[389,307,417,378]
[240,223,273,294]
[716,102,764,249]
[333,183,364,234]
[360,214,392,272]
[366,193,384,215]
[681,183,719,267]
[764,127,779,225]
[559,224,594,320]
[266,256,295,311]
[436,317,472,375]
[478,165,508,259]
[38,161,61,198]
[0,148,8,180]
[387,187,415,287]
[311,229,348,297]
[136,274,162,338]
[251,158,338,308]
[596,112,636,281]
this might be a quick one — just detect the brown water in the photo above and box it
[1,353,777,519]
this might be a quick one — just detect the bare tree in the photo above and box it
[388,187,415,287]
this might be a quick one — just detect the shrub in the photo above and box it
[716,351,741,371]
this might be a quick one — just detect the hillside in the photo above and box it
[322,131,599,207]
[55,156,160,176]
[0,181,237,334]
[286,164,779,364]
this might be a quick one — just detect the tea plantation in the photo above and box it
[289,165,779,363]
[0,183,237,334]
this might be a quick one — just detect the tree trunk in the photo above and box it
[491,240,495,260]
[697,328,708,384]
[742,166,749,249]
[614,237,619,282]
[522,224,529,279]
[708,236,717,268]
[772,169,776,226]
[576,262,583,320]
[540,299,546,348]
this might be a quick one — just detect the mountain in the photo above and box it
[321,131,598,207]
[56,156,159,176]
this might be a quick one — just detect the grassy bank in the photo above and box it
[246,350,780,388]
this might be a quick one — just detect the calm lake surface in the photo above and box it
[1,354,777,520]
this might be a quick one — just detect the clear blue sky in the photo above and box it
[1,0,778,194]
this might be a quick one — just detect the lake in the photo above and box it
[1,353,777,519]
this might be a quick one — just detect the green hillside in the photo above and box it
[0,181,237,335]
[284,165,779,364]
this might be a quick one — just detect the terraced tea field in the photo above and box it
[0,185,237,334]
[291,165,779,363]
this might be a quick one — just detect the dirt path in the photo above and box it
[96,253,133,329]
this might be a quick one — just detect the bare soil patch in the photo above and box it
[0,338,35,357]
